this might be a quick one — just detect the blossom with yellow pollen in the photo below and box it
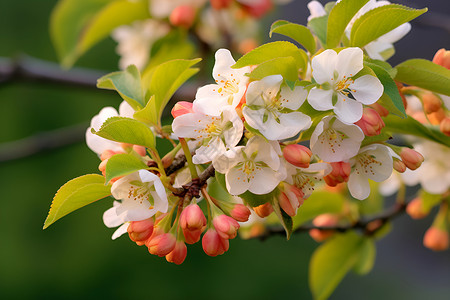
[307,47,383,124]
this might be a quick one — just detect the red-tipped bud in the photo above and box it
[202,228,230,256]
[180,204,207,231]
[147,233,177,257]
[128,218,154,245]
[100,149,118,161]
[428,108,446,125]
[324,162,351,187]
[166,241,187,265]
[400,148,424,170]
[422,92,442,114]
[230,204,251,222]
[396,82,408,110]
[133,145,147,156]
[279,184,304,217]
[423,227,449,251]
[171,101,194,118]
[393,159,407,173]
[241,0,273,18]
[253,202,273,218]
[369,102,389,117]
[432,48,450,69]
[210,0,232,10]
[98,159,108,173]
[213,214,240,239]
[238,38,258,55]
[406,198,428,220]
[355,107,385,136]
[309,214,339,242]
[440,117,450,137]
[183,228,203,244]
[283,144,312,168]
[169,5,196,29]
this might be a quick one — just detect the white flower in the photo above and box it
[193,49,251,116]
[112,19,170,70]
[213,136,286,195]
[286,162,332,198]
[172,106,244,164]
[310,115,364,162]
[379,171,401,196]
[348,144,393,200]
[242,75,312,140]
[85,101,135,155]
[308,47,383,123]
[103,170,169,239]
[307,0,327,21]
[149,0,206,18]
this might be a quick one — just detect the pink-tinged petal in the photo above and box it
[311,49,337,84]
[213,49,238,80]
[111,172,140,199]
[226,167,251,195]
[91,107,119,130]
[139,170,168,208]
[379,172,401,196]
[334,95,363,124]
[307,88,334,111]
[103,205,125,228]
[249,167,282,195]
[172,112,213,139]
[112,223,129,240]
[279,85,308,110]
[351,75,384,105]
[348,172,371,200]
[335,47,364,79]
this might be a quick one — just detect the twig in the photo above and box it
[172,164,216,198]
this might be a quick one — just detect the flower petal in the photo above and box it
[348,172,371,200]
[279,85,308,110]
[249,167,282,195]
[351,75,384,105]
[335,47,364,79]
[226,166,251,195]
[334,95,363,124]
[112,223,129,240]
[307,88,334,111]
[311,49,337,84]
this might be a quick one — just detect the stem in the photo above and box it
[149,148,166,177]
[179,138,198,179]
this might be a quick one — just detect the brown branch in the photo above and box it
[172,164,216,198]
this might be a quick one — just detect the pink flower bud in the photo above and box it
[147,232,177,257]
[100,150,118,161]
[128,218,154,245]
[133,145,147,157]
[355,108,385,136]
[432,48,450,69]
[241,0,273,18]
[369,102,389,117]
[166,241,188,265]
[213,214,240,239]
[440,117,450,136]
[253,202,273,218]
[283,144,312,168]
[406,198,428,220]
[98,159,108,173]
[230,204,251,222]
[279,184,304,217]
[309,214,339,242]
[180,204,207,231]
[183,228,203,244]
[169,5,196,29]
[324,162,351,187]
[422,92,442,114]
[171,101,194,118]
[423,227,449,251]
[202,228,229,256]
[210,0,232,10]
[393,159,407,173]
[238,38,258,55]
[428,108,446,125]
[400,148,424,170]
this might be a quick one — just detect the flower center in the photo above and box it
[335,76,355,98]
[127,183,155,208]
[320,128,347,154]
[217,78,240,96]
[354,153,382,176]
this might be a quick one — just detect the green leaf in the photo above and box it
[269,20,316,54]
[326,0,369,48]
[44,174,111,229]
[350,4,427,48]
[420,190,442,212]
[383,115,450,147]
[97,65,145,109]
[308,15,328,46]
[50,0,111,68]
[248,56,304,82]
[146,59,200,125]
[352,238,376,275]
[93,116,156,149]
[78,0,150,60]
[133,95,158,125]
[309,231,365,300]
[377,93,405,120]
[357,181,383,215]
[271,196,294,240]
[105,153,148,184]
[395,59,450,96]
[240,190,275,208]
[233,41,305,69]
[293,191,345,228]
[366,61,406,118]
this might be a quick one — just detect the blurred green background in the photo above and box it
[0,1,449,299]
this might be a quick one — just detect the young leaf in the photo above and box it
[350,4,427,48]
[97,65,145,109]
[309,231,365,300]
[93,116,156,149]
[271,196,294,240]
[308,15,328,46]
[326,0,369,49]
[352,237,376,275]
[248,56,304,82]
[105,153,148,184]
[269,20,316,54]
[383,115,450,147]
[133,95,158,125]
[293,191,345,228]
[43,174,111,229]
[395,59,450,96]
[239,190,275,208]
[232,41,305,69]
[366,62,406,118]
[78,0,150,57]
[50,0,110,68]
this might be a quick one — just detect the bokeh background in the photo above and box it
[0,0,449,299]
